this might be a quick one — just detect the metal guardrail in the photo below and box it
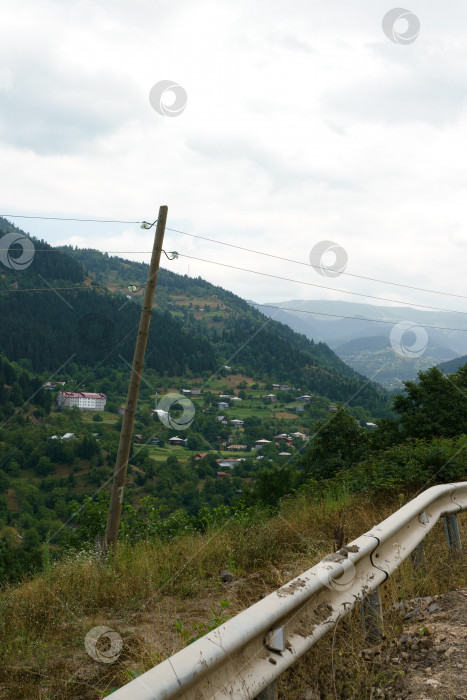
[109,482,467,700]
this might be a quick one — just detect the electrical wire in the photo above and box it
[1,213,465,301]
[165,227,467,302]
[175,253,467,317]
[1,265,466,333]
[255,304,467,333]
[0,284,126,292]
[0,214,141,224]
[1,245,466,317]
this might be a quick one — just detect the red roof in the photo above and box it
[59,392,107,399]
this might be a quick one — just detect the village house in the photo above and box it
[230,419,244,427]
[168,436,187,446]
[226,444,247,451]
[152,408,169,422]
[263,394,276,401]
[49,432,76,441]
[191,388,202,395]
[194,452,208,460]
[254,438,272,450]
[218,402,229,410]
[216,458,238,469]
[274,433,293,445]
[56,391,107,411]
[291,431,307,440]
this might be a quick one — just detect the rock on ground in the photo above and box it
[378,588,467,699]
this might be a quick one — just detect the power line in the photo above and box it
[0,284,126,292]
[255,303,467,333]
[1,213,465,302]
[176,253,467,317]
[165,226,467,302]
[1,246,466,317]
[1,260,466,333]
[0,214,141,224]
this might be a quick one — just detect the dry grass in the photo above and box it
[0,490,465,699]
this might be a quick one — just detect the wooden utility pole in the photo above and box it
[104,205,168,549]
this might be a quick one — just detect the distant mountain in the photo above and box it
[252,300,467,390]
[336,335,456,392]
[438,355,467,375]
[0,218,392,415]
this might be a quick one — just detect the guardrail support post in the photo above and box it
[360,587,383,643]
[256,681,278,699]
[410,542,426,574]
[444,514,461,551]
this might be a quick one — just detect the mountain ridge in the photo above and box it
[0,218,391,414]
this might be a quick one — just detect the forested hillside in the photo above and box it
[0,218,397,587]
[0,218,391,413]
[437,353,467,374]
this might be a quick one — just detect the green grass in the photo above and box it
[80,411,119,424]
[0,491,465,699]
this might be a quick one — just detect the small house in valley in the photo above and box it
[230,419,244,427]
[168,436,187,446]
[254,439,272,450]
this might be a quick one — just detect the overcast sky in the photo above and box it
[1,0,466,314]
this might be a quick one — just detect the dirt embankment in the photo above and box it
[368,588,467,699]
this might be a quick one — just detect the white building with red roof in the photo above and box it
[56,392,107,411]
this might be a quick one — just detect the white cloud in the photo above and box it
[1,0,466,314]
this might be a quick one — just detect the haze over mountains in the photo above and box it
[251,300,467,390]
